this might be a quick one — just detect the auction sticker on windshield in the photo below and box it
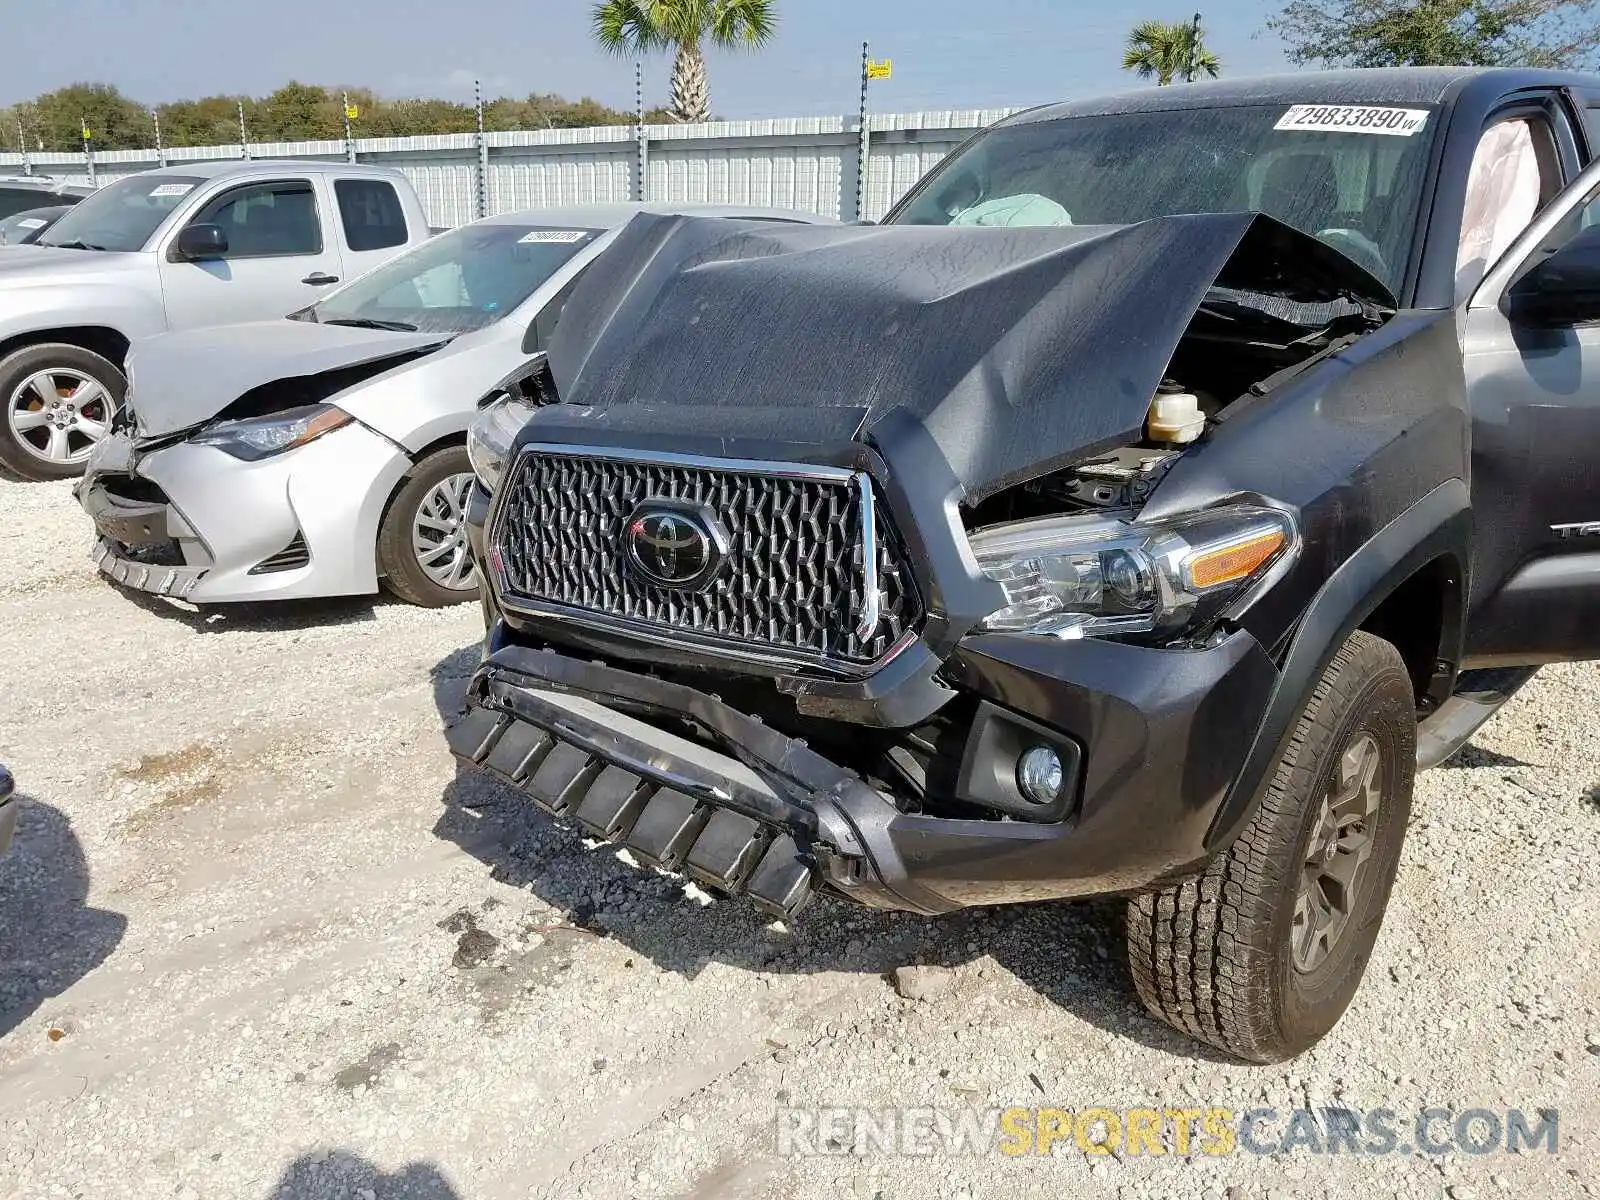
[148,183,195,197]
[518,230,591,244]
[1274,105,1430,136]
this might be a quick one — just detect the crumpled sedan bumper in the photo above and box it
[77,426,412,603]
[448,629,1279,916]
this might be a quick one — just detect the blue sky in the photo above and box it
[5,0,1296,115]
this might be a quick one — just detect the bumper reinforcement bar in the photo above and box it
[445,647,966,916]
[446,669,837,916]
[91,539,207,599]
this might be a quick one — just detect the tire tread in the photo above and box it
[1128,630,1414,1061]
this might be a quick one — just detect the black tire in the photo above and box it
[376,445,481,608]
[1128,630,1416,1062]
[0,343,125,481]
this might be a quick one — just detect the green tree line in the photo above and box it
[0,82,673,154]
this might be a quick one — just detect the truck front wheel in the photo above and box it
[1128,630,1417,1062]
[0,343,125,482]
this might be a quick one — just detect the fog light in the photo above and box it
[1016,745,1064,807]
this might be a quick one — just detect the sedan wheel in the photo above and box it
[376,445,482,608]
[411,472,478,593]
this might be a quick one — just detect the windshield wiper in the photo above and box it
[42,239,107,251]
[321,317,419,332]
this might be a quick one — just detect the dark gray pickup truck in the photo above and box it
[450,67,1600,1060]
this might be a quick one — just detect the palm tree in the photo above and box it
[592,0,778,124]
[1123,18,1222,85]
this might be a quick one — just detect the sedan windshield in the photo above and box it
[888,103,1440,295]
[35,174,203,252]
[308,223,601,335]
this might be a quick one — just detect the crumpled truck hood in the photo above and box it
[545,212,1392,501]
[127,319,451,438]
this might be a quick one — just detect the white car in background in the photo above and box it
[77,203,832,608]
[0,160,433,480]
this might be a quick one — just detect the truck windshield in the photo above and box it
[888,103,1440,295]
[307,223,600,335]
[34,174,203,252]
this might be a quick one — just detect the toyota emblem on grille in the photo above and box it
[624,503,727,591]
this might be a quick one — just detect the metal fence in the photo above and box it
[0,109,1015,228]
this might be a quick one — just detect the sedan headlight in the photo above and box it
[467,393,537,491]
[191,403,352,462]
[970,503,1295,640]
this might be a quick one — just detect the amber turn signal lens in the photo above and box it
[298,405,353,444]
[1184,529,1287,590]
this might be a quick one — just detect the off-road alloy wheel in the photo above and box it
[0,343,125,481]
[1128,630,1416,1062]
[377,445,480,607]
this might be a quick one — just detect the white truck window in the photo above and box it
[198,181,322,259]
[335,179,408,252]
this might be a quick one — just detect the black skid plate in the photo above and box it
[446,692,817,917]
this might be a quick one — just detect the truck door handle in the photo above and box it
[302,272,340,285]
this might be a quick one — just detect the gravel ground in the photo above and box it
[1,474,1597,1200]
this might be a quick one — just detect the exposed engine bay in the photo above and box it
[962,286,1381,531]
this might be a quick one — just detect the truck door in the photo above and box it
[157,177,347,330]
[1463,151,1600,664]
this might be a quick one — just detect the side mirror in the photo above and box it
[1506,224,1600,328]
[171,223,228,262]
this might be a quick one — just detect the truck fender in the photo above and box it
[0,288,166,358]
[1205,478,1471,852]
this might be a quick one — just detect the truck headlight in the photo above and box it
[190,403,352,461]
[970,503,1295,640]
[466,394,537,491]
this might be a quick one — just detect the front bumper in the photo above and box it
[78,426,411,603]
[449,631,1278,916]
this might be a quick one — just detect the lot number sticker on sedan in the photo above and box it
[518,230,590,244]
[1275,105,1430,136]
[149,183,195,197]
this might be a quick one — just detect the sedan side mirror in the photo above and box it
[171,223,229,262]
[1505,224,1600,328]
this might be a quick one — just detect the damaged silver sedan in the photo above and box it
[74,204,827,607]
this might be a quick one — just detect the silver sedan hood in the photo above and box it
[126,319,452,437]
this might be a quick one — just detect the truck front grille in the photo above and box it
[491,448,920,670]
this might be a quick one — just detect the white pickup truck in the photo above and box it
[0,159,434,480]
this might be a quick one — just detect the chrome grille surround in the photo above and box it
[488,445,921,674]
